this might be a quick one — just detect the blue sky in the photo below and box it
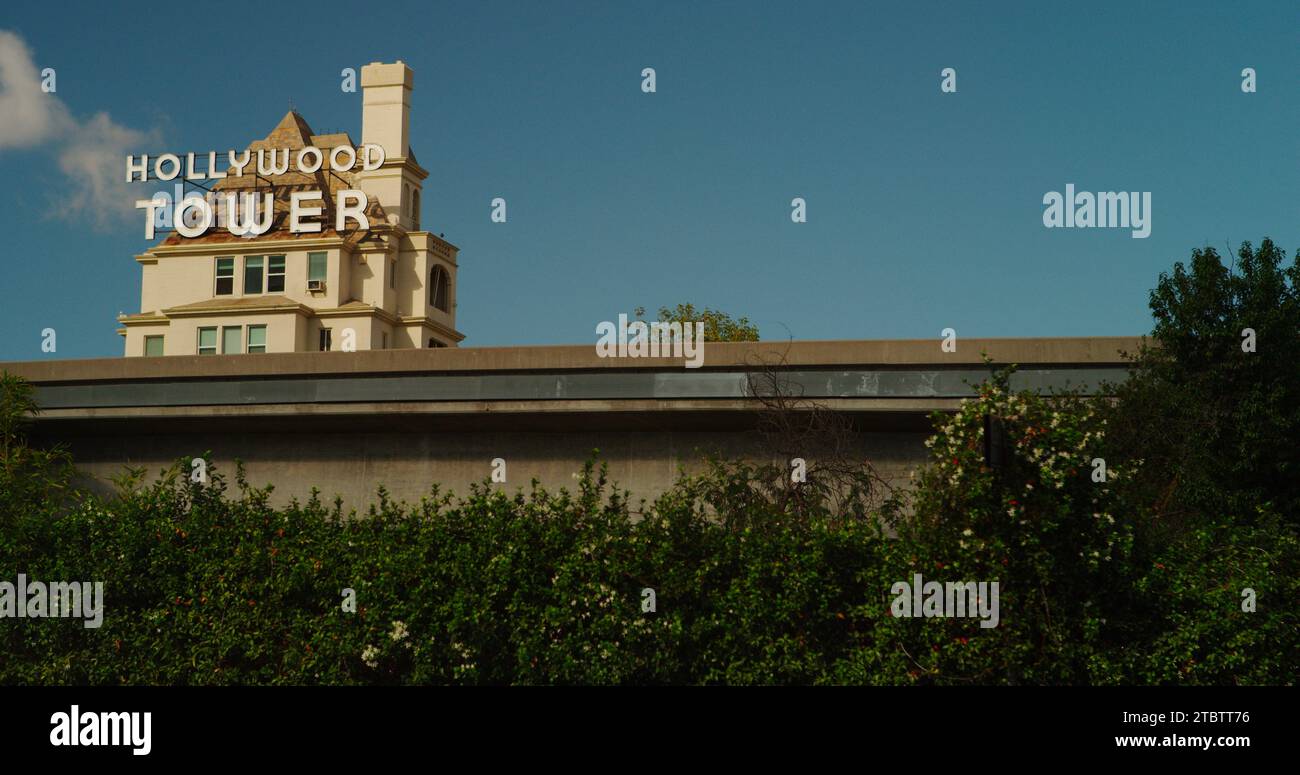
[1,0,1297,359]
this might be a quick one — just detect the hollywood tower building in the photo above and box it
[118,61,464,356]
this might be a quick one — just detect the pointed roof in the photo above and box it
[266,110,316,147]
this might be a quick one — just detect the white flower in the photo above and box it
[962,528,973,536]
[389,620,409,642]
[361,644,380,668]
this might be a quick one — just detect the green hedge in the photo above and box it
[1,454,1294,685]
[1,365,1296,685]
[0,459,895,684]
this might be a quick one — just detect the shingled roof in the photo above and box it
[158,111,392,247]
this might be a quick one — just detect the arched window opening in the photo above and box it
[429,266,450,312]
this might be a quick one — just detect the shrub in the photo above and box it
[0,457,901,685]
[859,369,1142,684]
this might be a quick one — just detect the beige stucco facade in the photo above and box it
[119,61,463,356]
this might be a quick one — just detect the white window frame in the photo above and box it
[197,327,218,355]
[244,256,265,295]
[247,324,268,354]
[214,257,235,296]
[266,255,286,294]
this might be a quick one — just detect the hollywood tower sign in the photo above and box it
[117,61,464,357]
[129,143,386,239]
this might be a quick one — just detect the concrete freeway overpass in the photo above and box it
[2,337,1140,508]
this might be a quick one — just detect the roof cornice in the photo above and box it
[150,234,355,257]
[160,301,313,318]
[314,305,401,326]
[398,316,466,342]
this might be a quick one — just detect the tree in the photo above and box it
[0,372,76,525]
[634,304,759,342]
[1103,239,1300,529]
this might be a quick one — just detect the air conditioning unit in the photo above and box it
[308,280,325,291]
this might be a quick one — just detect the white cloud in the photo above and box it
[57,112,156,229]
[0,29,70,148]
[0,28,160,230]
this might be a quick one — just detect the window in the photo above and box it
[144,335,164,357]
[389,259,395,289]
[412,189,420,230]
[244,256,265,294]
[428,338,446,348]
[319,328,332,352]
[197,327,217,355]
[247,325,267,354]
[267,255,286,293]
[222,326,242,354]
[429,266,450,312]
[381,332,389,349]
[308,252,327,285]
[215,257,234,295]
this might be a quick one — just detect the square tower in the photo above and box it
[357,61,427,232]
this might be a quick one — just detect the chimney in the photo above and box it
[360,61,413,159]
